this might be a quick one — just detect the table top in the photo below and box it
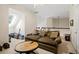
[15,41,38,53]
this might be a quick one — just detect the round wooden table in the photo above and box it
[15,41,39,54]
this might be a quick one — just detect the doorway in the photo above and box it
[8,8,25,42]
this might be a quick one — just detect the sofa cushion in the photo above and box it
[49,31,59,39]
[39,37,57,47]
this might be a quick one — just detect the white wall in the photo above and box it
[47,18,53,27]
[69,5,79,53]
[0,5,8,45]
[37,17,47,27]
[25,11,36,34]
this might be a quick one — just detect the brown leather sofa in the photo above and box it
[25,30,61,54]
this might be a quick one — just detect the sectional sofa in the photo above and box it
[25,30,61,54]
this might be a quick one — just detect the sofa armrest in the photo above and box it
[27,33,32,36]
[27,33,40,36]
[39,42,57,54]
[55,37,61,45]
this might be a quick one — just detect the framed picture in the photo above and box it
[70,19,74,26]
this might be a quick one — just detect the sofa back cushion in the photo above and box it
[32,30,39,35]
[39,30,47,37]
[46,31,51,37]
[49,31,59,39]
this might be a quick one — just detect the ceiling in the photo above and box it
[24,4,70,18]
